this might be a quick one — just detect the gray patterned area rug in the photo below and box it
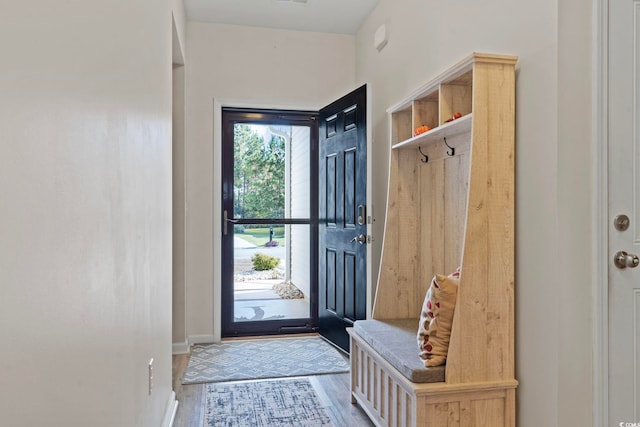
[204,378,334,427]
[182,336,349,384]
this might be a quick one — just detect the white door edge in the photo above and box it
[593,0,610,424]
[366,83,374,320]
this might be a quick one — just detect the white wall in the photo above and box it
[556,1,593,425]
[356,1,592,426]
[172,0,188,354]
[183,22,355,341]
[173,64,188,352]
[172,0,187,63]
[0,1,174,426]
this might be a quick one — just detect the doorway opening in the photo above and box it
[221,108,319,337]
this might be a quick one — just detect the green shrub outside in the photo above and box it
[251,253,280,271]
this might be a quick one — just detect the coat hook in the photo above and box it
[443,137,455,156]
[418,146,429,163]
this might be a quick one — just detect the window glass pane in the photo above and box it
[233,224,310,322]
[233,124,310,219]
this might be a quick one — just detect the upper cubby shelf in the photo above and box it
[388,52,517,150]
[391,113,472,150]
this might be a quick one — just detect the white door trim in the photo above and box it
[593,0,609,425]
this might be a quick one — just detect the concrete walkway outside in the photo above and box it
[232,236,308,321]
[234,236,255,249]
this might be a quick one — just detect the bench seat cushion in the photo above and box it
[352,319,445,383]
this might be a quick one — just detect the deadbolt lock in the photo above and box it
[357,204,366,226]
[614,214,630,231]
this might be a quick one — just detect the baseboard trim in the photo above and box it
[161,391,178,427]
[172,340,190,355]
[188,334,216,345]
[174,335,216,355]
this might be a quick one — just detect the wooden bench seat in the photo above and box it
[348,324,517,427]
[352,319,444,383]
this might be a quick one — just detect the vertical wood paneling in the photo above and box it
[429,403,450,427]
[373,361,379,411]
[391,383,398,427]
[350,340,358,401]
[359,347,365,395]
[373,148,422,319]
[420,159,444,301]
[363,351,370,400]
[505,389,516,426]
[381,373,393,421]
[447,60,515,384]
[379,133,473,319]
[420,160,434,300]
[444,153,469,274]
[459,399,472,426]
[448,401,461,426]
[405,390,411,427]
[397,149,422,316]
[372,150,399,319]
[420,147,470,300]
[471,398,505,426]
[357,346,363,394]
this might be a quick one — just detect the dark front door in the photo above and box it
[318,85,367,352]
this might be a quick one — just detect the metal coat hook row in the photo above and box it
[443,137,455,156]
[418,146,429,163]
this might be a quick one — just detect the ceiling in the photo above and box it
[184,0,380,34]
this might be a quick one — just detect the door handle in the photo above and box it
[223,210,239,236]
[350,234,367,245]
[614,250,640,269]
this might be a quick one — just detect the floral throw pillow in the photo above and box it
[417,268,460,367]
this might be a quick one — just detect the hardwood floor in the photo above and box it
[172,351,374,427]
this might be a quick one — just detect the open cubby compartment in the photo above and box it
[389,69,474,149]
[412,89,439,133]
[439,70,473,124]
[391,106,412,145]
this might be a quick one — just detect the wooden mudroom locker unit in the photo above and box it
[348,52,518,427]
